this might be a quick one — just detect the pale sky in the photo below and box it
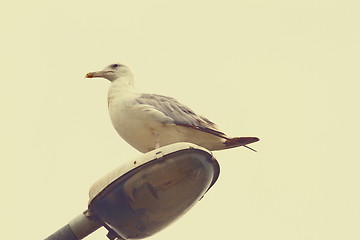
[2,1,360,240]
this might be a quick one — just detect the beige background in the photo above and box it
[2,1,360,239]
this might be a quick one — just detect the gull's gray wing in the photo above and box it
[136,94,227,138]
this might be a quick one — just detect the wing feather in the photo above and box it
[136,94,227,138]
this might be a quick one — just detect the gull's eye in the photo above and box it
[111,64,120,69]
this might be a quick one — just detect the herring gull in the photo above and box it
[86,63,259,153]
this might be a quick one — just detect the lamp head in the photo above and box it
[88,143,220,239]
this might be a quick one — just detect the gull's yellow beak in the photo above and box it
[86,72,95,78]
[85,70,113,80]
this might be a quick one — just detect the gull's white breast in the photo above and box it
[108,94,179,152]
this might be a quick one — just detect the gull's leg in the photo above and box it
[154,132,160,149]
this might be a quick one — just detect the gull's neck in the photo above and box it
[108,75,136,103]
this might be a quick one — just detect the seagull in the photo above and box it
[86,63,259,153]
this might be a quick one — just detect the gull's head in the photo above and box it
[86,63,132,82]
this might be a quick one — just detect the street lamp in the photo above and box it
[45,142,220,240]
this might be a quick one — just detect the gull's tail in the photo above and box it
[224,137,260,152]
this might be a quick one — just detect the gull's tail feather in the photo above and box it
[224,137,260,151]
